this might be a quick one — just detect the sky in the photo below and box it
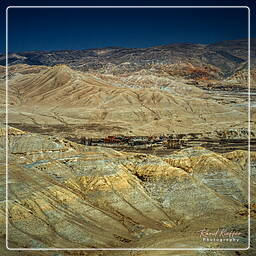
[0,0,254,53]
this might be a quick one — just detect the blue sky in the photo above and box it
[0,0,254,53]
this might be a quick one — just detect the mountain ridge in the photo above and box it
[1,39,255,79]
[4,38,253,54]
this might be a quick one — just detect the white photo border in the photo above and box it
[5,5,251,251]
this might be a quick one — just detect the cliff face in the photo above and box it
[0,125,254,253]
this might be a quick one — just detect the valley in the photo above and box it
[0,39,255,255]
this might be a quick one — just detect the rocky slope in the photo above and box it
[0,125,255,254]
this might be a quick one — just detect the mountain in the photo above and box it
[2,63,249,138]
[1,39,255,80]
[0,39,255,254]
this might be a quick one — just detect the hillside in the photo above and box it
[1,63,250,139]
[0,125,255,252]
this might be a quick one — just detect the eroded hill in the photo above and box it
[0,126,255,253]
[1,63,251,139]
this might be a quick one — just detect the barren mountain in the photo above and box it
[1,39,255,79]
[1,63,251,139]
[0,39,254,255]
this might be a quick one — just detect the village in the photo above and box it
[63,128,253,154]
[79,134,186,149]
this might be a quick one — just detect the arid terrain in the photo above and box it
[0,39,255,255]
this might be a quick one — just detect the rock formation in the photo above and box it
[0,125,254,254]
